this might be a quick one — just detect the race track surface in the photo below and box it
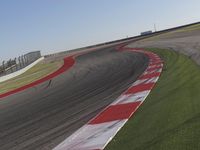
[0,46,148,150]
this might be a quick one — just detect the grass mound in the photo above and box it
[0,60,62,94]
[105,48,200,150]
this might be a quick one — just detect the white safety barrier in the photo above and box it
[0,57,44,83]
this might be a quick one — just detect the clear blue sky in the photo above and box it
[0,0,200,61]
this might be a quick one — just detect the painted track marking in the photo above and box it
[53,47,163,150]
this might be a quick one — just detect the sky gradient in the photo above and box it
[0,0,200,61]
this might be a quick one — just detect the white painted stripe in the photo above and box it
[143,68,162,75]
[112,90,150,105]
[148,64,163,69]
[132,77,159,86]
[53,120,127,150]
[53,49,163,150]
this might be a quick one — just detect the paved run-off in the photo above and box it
[105,48,200,150]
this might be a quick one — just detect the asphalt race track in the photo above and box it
[0,46,148,150]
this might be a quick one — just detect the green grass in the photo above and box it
[177,23,200,32]
[105,48,200,150]
[0,60,63,94]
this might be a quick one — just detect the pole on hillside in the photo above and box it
[154,23,157,32]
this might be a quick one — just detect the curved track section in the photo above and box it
[53,48,163,150]
[0,56,75,98]
[0,46,148,150]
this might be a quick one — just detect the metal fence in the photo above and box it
[0,51,41,77]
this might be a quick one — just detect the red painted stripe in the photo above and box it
[0,56,75,99]
[150,61,163,66]
[139,72,161,80]
[148,64,162,69]
[147,66,162,72]
[89,101,141,124]
[125,83,154,94]
[150,60,161,63]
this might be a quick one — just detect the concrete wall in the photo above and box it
[0,57,44,83]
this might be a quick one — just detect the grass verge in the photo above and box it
[143,23,200,41]
[105,48,200,150]
[176,23,200,32]
[0,60,63,94]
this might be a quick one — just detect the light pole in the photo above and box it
[154,23,157,32]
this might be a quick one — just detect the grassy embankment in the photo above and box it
[106,48,200,150]
[0,60,62,94]
[144,23,200,41]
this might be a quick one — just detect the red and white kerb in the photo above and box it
[53,48,163,150]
